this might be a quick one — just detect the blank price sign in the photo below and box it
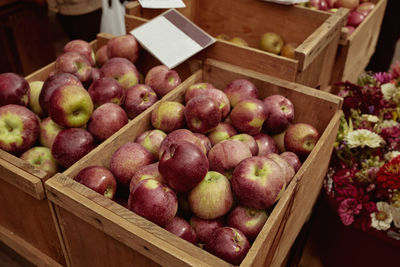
[138,0,186,8]
[130,9,215,69]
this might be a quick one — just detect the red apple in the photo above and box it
[327,0,338,8]
[223,79,259,107]
[159,129,207,157]
[100,57,140,89]
[123,84,158,119]
[231,156,286,209]
[128,178,178,226]
[184,96,221,134]
[280,151,302,172]
[347,10,366,27]
[107,34,140,63]
[55,51,92,83]
[227,205,268,241]
[272,131,286,153]
[74,166,117,199]
[253,132,279,156]
[188,171,233,220]
[265,153,295,184]
[230,98,267,135]
[193,133,212,154]
[184,82,216,103]
[159,141,208,193]
[345,25,356,35]
[20,146,59,175]
[151,101,185,133]
[356,2,375,15]
[190,215,224,244]
[39,117,63,149]
[284,123,319,159]
[164,216,198,244]
[0,73,29,107]
[207,122,237,146]
[64,39,95,66]
[95,45,109,67]
[230,133,258,156]
[263,94,294,134]
[135,129,167,160]
[87,103,128,142]
[88,77,125,108]
[51,128,94,168]
[0,104,40,154]
[335,0,359,10]
[206,227,250,265]
[144,65,181,97]
[129,162,164,192]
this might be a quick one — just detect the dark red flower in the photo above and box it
[376,155,400,191]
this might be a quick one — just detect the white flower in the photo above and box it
[391,205,400,229]
[361,114,379,123]
[384,151,400,162]
[344,129,384,149]
[371,202,393,231]
[381,83,398,101]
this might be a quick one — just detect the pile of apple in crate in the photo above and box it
[0,34,325,265]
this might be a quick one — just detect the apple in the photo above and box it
[48,84,93,128]
[128,179,178,226]
[347,11,366,27]
[309,0,329,10]
[164,216,198,244]
[151,101,185,133]
[100,57,140,89]
[356,2,375,15]
[64,39,95,66]
[284,123,319,159]
[272,131,286,153]
[327,0,338,8]
[51,128,94,168]
[107,34,140,63]
[55,51,92,83]
[159,129,207,157]
[259,32,284,55]
[263,94,295,134]
[345,25,356,35]
[39,72,83,115]
[28,81,45,117]
[227,205,268,242]
[253,133,279,156]
[39,117,63,149]
[135,129,167,160]
[184,96,221,134]
[335,0,359,10]
[190,215,224,244]
[144,65,181,97]
[87,103,128,142]
[229,133,258,156]
[184,82,216,103]
[280,43,298,59]
[123,84,158,119]
[193,133,212,154]
[88,77,125,108]
[159,141,208,193]
[74,166,117,199]
[0,73,29,107]
[0,104,40,155]
[229,37,248,46]
[223,79,259,107]
[265,153,295,184]
[110,142,154,187]
[95,45,109,67]
[129,162,164,192]
[188,171,233,220]
[208,139,252,178]
[206,227,250,265]
[280,151,302,172]
[230,98,268,135]
[207,122,237,146]
[177,192,192,218]
[231,156,286,209]
[20,146,59,175]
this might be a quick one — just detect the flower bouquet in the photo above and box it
[324,62,400,242]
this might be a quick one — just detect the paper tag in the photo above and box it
[261,0,308,5]
[138,0,186,9]
[130,9,215,69]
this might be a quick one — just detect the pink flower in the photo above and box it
[389,61,400,79]
[373,72,392,84]
[338,198,362,226]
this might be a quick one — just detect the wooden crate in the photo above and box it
[0,32,197,267]
[45,58,343,267]
[125,0,349,91]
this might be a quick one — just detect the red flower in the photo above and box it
[338,198,362,226]
[376,155,400,191]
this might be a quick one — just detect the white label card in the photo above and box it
[130,9,215,69]
[138,0,186,9]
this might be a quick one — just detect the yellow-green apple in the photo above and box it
[48,84,93,128]
[128,178,178,226]
[207,122,237,146]
[259,32,284,55]
[129,162,164,192]
[206,227,250,265]
[263,94,294,134]
[88,77,125,108]
[39,72,82,116]
[280,43,298,59]
[253,133,279,156]
[230,98,268,135]
[188,171,233,220]
[335,0,359,10]
[284,123,319,159]
[223,79,259,107]
[190,215,224,244]
[184,96,221,134]
[28,81,45,117]
[230,133,258,156]
[74,166,117,199]
[110,142,154,187]
[159,129,207,157]
[272,131,286,153]
[151,101,185,133]
[0,104,40,154]
[208,139,252,178]
[227,205,268,242]
[20,146,59,175]
[159,141,208,192]
[193,133,212,154]
[107,34,140,63]
[55,52,92,83]
[347,11,366,27]
[280,151,302,172]
[51,128,94,168]
[231,156,286,209]
[215,33,230,40]
[184,82,216,103]
[100,57,140,89]
[229,37,248,46]
[39,117,63,149]
[135,129,167,160]
[123,84,158,119]
[265,153,295,184]
[64,39,95,66]
[95,45,109,67]
[144,65,181,97]
[0,73,29,107]
[87,103,128,142]
[164,216,198,244]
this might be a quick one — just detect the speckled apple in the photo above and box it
[159,129,207,158]
[95,45,109,67]
[253,132,279,156]
[144,65,181,97]
[184,96,221,134]
[265,153,295,184]
[107,34,140,63]
[164,216,198,244]
[100,57,140,89]
[39,117,64,149]
[230,133,258,156]
[230,98,268,135]
[280,151,302,172]
[284,123,319,159]
[151,101,185,133]
[55,51,92,83]
[123,84,158,119]
[135,129,167,160]
[223,79,259,107]
[190,215,224,244]
[88,77,125,108]
[64,39,95,66]
[74,165,117,199]
[263,94,294,134]
[207,122,237,146]
[0,73,29,107]
[129,162,164,192]
[20,146,59,175]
